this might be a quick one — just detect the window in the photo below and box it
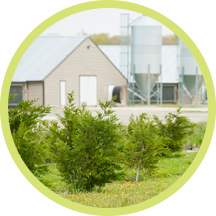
[9,85,23,106]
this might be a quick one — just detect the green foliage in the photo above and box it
[91,33,120,45]
[9,98,51,133]
[42,152,197,208]
[48,92,124,192]
[154,107,196,153]
[183,122,206,148]
[126,113,166,182]
[162,34,178,45]
[8,94,17,102]
[8,97,51,185]
[9,92,198,195]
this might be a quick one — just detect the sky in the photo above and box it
[41,8,174,36]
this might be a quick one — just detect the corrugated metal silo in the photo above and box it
[131,15,162,97]
[179,39,203,101]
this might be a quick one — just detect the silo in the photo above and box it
[131,15,162,103]
[179,39,203,104]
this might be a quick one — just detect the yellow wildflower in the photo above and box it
[115,195,118,197]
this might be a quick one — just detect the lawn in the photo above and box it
[183,122,206,148]
[44,152,197,208]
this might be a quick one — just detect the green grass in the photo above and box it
[43,152,197,208]
[183,122,206,148]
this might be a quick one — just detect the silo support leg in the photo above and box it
[147,64,150,106]
[195,66,198,105]
[160,65,162,106]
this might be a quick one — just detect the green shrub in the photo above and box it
[126,113,166,182]
[8,97,51,184]
[183,122,206,148]
[48,92,124,192]
[154,107,196,153]
[9,97,51,133]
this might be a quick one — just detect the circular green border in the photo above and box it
[1,1,216,215]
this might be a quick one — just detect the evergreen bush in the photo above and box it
[154,107,196,153]
[126,113,166,182]
[8,97,51,184]
[48,92,124,192]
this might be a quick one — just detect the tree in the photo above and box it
[126,113,166,182]
[90,33,120,45]
[48,92,124,192]
[91,33,110,45]
[8,97,51,184]
[162,34,178,45]
[154,107,196,153]
[109,35,120,45]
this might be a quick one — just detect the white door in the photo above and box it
[60,81,66,106]
[80,76,97,106]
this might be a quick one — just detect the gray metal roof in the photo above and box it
[12,36,178,84]
[12,36,88,82]
[99,45,120,70]
[99,45,178,83]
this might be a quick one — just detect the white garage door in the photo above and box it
[80,76,97,106]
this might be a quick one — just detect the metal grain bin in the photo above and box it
[179,39,203,97]
[131,15,162,96]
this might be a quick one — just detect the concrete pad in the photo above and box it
[45,106,208,125]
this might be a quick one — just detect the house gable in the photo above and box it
[44,37,127,107]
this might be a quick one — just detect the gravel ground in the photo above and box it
[44,106,208,125]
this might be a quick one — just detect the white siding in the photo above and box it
[28,82,43,105]
[44,38,127,107]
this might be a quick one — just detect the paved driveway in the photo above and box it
[44,106,208,125]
